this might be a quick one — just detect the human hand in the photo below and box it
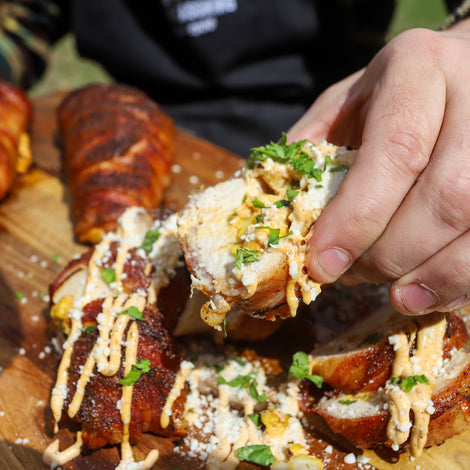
[287,23,470,315]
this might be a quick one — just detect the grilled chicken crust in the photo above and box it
[48,208,186,452]
[60,303,184,449]
[0,80,32,200]
[58,83,175,243]
[301,308,470,452]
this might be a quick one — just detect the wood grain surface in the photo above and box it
[0,92,468,470]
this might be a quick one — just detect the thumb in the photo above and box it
[287,69,364,145]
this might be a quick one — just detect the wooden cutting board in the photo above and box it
[0,92,468,470]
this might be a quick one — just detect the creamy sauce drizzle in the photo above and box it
[43,431,83,467]
[386,313,447,456]
[45,208,176,469]
[165,356,308,469]
[230,145,351,322]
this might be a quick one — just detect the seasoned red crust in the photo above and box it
[58,83,175,243]
[60,304,184,449]
[0,81,32,199]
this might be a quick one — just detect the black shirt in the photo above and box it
[71,0,394,155]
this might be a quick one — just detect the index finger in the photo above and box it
[306,44,446,283]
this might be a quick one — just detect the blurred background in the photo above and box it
[28,0,449,98]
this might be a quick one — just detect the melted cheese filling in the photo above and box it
[44,208,181,470]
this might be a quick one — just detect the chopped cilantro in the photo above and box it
[120,305,146,321]
[235,248,260,270]
[229,356,247,366]
[359,332,380,346]
[120,359,151,386]
[290,154,323,181]
[252,199,267,208]
[314,184,323,189]
[51,253,60,263]
[101,267,116,284]
[255,214,263,223]
[14,291,24,300]
[218,374,252,389]
[273,199,290,208]
[214,363,225,373]
[247,132,306,169]
[286,187,299,202]
[338,399,357,405]
[249,380,267,404]
[390,375,430,392]
[218,373,266,404]
[255,226,292,246]
[289,351,323,388]
[141,228,161,253]
[248,412,261,426]
[236,445,276,466]
[81,324,97,335]
[323,155,332,171]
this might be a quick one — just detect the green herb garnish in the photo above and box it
[120,359,151,386]
[15,291,24,300]
[286,187,299,202]
[338,399,357,405]
[390,375,430,392]
[229,356,247,366]
[218,373,266,404]
[252,199,267,209]
[141,228,161,253]
[273,199,290,208]
[101,267,116,284]
[255,226,292,246]
[120,305,146,321]
[51,253,60,263]
[247,133,306,169]
[236,445,276,466]
[235,248,260,270]
[81,324,97,334]
[289,351,323,388]
[248,413,261,426]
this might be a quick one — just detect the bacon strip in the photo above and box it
[58,84,175,243]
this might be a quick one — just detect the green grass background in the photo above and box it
[28,0,449,97]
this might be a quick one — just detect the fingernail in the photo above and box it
[399,283,438,314]
[318,247,352,278]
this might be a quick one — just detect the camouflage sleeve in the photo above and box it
[0,0,66,89]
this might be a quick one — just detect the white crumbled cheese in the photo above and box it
[397,421,412,432]
[344,453,356,464]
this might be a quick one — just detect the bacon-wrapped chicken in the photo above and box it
[58,84,175,244]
